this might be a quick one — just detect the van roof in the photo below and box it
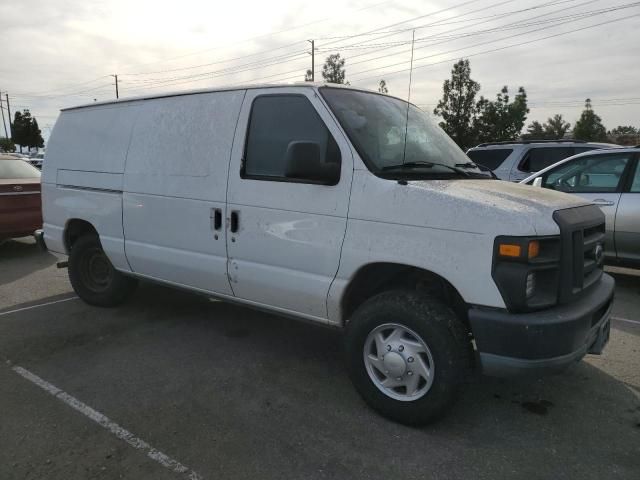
[61,82,378,111]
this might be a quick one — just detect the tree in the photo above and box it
[433,59,480,150]
[524,120,546,139]
[29,118,44,149]
[573,99,607,141]
[378,79,388,94]
[523,114,570,140]
[11,111,26,152]
[544,114,571,139]
[0,137,16,152]
[10,109,44,152]
[608,125,638,145]
[321,53,346,84]
[473,86,529,143]
[304,69,313,82]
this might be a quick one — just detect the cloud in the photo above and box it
[2,0,639,141]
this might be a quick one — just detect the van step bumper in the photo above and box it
[469,274,614,377]
[34,229,47,252]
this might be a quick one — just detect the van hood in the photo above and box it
[407,179,588,235]
[351,174,591,236]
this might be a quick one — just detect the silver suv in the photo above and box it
[467,140,619,181]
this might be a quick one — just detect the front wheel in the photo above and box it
[344,290,471,425]
[68,234,138,307]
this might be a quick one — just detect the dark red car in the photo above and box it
[0,154,42,241]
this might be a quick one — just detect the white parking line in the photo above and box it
[12,365,202,480]
[611,316,640,326]
[0,297,79,317]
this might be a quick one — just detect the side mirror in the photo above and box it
[532,177,543,188]
[284,141,340,185]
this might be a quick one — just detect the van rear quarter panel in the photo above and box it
[42,103,141,267]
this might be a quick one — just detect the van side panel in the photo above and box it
[42,104,141,269]
[122,91,245,295]
[42,104,140,184]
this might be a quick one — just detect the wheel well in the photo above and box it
[341,263,468,326]
[64,219,98,253]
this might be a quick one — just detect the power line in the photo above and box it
[116,0,394,70]
[12,83,115,99]
[352,11,640,83]
[11,75,112,98]
[109,1,634,97]
[314,0,579,39]
[117,0,544,94]
[120,40,307,77]
[348,2,639,80]
[316,5,611,52]
[343,0,601,71]
[121,50,308,87]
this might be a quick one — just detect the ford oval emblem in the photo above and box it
[594,244,604,266]
[13,185,23,192]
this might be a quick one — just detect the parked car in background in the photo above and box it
[0,154,42,241]
[521,146,640,268]
[28,153,45,169]
[467,140,619,181]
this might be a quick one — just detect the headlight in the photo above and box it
[492,236,560,312]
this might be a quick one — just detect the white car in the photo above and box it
[38,83,614,425]
[521,147,640,268]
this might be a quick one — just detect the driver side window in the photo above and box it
[542,154,631,193]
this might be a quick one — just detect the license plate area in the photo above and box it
[588,318,611,355]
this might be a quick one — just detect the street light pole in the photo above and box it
[5,93,12,138]
[0,91,8,138]
[111,74,119,99]
[307,40,315,81]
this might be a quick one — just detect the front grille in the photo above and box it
[553,205,606,304]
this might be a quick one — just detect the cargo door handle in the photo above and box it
[230,210,239,233]
[210,208,222,230]
[592,199,614,206]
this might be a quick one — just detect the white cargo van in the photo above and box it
[38,84,614,425]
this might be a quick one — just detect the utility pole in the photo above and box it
[307,40,315,81]
[0,91,8,138]
[5,93,12,138]
[111,74,119,99]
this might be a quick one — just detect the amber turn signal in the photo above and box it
[528,240,540,259]
[498,244,521,257]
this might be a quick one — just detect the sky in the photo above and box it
[1,0,639,144]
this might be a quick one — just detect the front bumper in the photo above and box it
[469,273,614,377]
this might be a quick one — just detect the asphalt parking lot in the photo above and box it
[1,238,639,480]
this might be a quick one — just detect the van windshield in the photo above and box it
[320,87,490,179]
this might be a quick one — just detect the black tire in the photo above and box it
[344,289,472,425]
[68,234,138,307]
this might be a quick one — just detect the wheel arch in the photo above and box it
[339,262,469,327]
[63,218,99,253]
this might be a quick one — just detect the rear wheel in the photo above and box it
[68,234,137,307]
[344,289,471,425]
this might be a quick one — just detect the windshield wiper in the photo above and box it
[457,162,498,179]
[455,162,478,169]
[381,161,470,177]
